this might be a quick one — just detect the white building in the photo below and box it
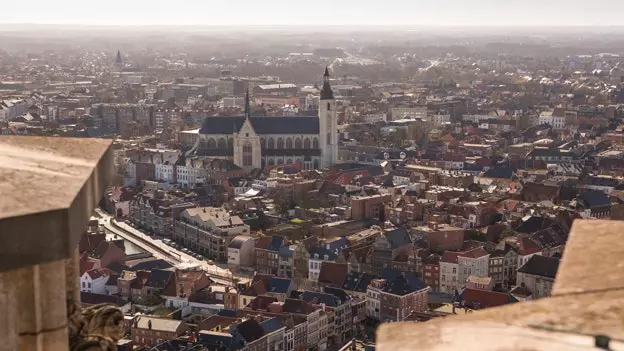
[440,247,490,294]
[390,105,427,120]
[80,269,109,295]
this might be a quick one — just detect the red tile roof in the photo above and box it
[441,251,460,264]
[463,288,513,309]
[518,236,542,255]
[459,247,489,259]
[85,268,106,280]
[318,262,348,286]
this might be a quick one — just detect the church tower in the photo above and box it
[318,67,338,168]
[114,49,123,72]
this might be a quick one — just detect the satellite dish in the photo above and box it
[400,152,407,159]
[384,152,390,160]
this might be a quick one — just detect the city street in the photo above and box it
[95,208,239,283]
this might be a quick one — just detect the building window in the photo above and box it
[295,138,302,149]
[304,138,311,149]
[260,138,266,149]
[268,138,275,149]
[207,138,216,148]
[286,138,293,149]
[243,142,253,167]
[313,137,319,149]
[218,138,226,149]
[277,138,284,149]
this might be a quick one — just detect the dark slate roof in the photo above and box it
[145,269,174,289]
[80,291,128,306]
[309,246,340,261]
[483,167,515,179]
[301,291,342,307]
[515,216,551,234]
[259,318,282,334]
[199,116,320,135]
[194,149,232,157]
[323,286,350,303]
[580,190,611,208]
[198,331,234,348]
[129,259,173,272]
[217,309,238,317]
[235,318,265,343]
[342,272,376,293]
[106,261,130,274]
[381,268,425,293]
[268,277,291,294]
[384,228,412,249]
[268,236,285,251]
[517,255,560,279]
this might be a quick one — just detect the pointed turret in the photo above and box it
[115,49,122,64]
[320,66,334,100]
[244,89,251,118]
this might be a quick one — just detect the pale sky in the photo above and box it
[2,0,623,26]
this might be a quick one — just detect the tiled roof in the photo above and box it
[517,237,542,256]
[459,247,489,259]
[199,116,320,135]
[518,255,560,279]
[318,262,349,287]
[85,268,106,280]
[268,277,291,294]
[383,227,412,249]
[441,251,460,264]
[235,318,265,343]
[462,288,516,309]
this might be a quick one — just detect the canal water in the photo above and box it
[105,228,144,255]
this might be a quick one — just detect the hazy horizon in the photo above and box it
[2,0,624,27]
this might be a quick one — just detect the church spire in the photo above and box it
[320,66,334,100]
[244,88,251,118]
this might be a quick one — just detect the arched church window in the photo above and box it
[304,138,311,149]
[260,138,266,149]
[313,137,319,149]
[243,142,253,167]
[313,159,319,169]
[277,138,284,149]
[277,159,284,165]
[295,138,302,149]
[227,138,233,149]
[268,138,275,149]
[207,138,216,149]
[217,138,226,149]
[286,138,293,149]
[200,140,208,149]
[327,102,331,110]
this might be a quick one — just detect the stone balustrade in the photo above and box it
[0,136,118,351]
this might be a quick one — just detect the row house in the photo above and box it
[308,237,348,281]
[371,228,413,274]
[367,269,429,322]
[439,247,489,294]
[256,236,288,275]
[160,267,212,312]
[516,255,560,299]
[301,288,353,347]
[173,207,249,261]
